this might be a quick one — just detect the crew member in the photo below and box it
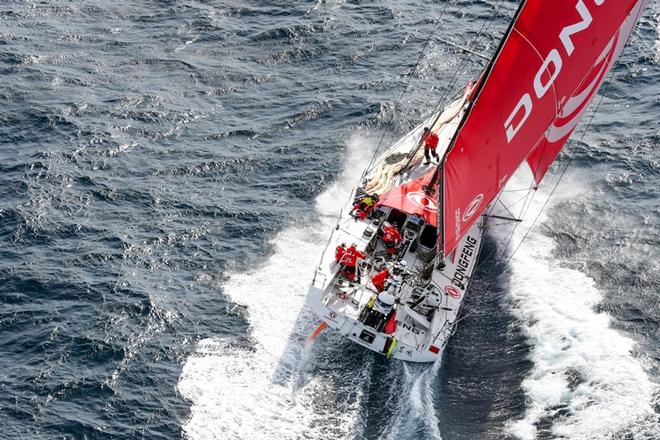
[372,287,396,331]
[420,127,439,165]
[335,243,347,262]
[371,266,390,292]
[339,244,366,282]
[363,287,396,330]
[381,222,402,255]
[352,194,378,220]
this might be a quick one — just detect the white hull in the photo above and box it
[306,93,486,362]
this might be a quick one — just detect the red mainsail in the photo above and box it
[440,0,648,256]
[526,0,648,183]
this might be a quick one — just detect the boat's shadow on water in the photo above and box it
[437,235,532,440]
[271,301,379,390]
[270,300,400,439]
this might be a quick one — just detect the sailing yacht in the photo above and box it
[306,0,649,362]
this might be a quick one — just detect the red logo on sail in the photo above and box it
[545,35,618,144]
[462,194,483,222]
[406,191,437,212]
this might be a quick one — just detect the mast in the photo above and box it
[436,0,528,257]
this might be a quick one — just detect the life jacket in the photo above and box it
[371,269,390,292]
[335,245,346,262]
[340,246,365,268]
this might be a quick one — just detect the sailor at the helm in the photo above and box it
[362,286,396,331]
[372,288,395,316]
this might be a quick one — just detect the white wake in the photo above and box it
[177,133,378,440]
[499,171,658,440]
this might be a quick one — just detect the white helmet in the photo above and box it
[378,290,396,306]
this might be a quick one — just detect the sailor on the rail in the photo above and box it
[420,127,439,165]
[338,243,365,282]
[371,265,391,292]
[351,193,378,220]
[335,243,347,262]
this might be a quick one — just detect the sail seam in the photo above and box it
[512,28,562,116]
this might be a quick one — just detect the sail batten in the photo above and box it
[439,0,648,256]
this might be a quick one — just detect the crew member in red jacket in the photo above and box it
[371,267,390,292]
[381,222,402,255]
[335,243,347,262]
[339,244,366,282]
[420,127,439,165]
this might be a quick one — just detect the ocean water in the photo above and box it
[0,1,658,439]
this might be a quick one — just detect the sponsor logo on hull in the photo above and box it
[452,235,478,289]
[444,286,462,299]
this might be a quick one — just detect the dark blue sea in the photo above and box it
[1,1,658,439]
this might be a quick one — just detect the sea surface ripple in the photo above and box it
[0,1,658,439]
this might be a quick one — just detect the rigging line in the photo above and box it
[393,0,509,179]
[435,37,491,60]
[468,160,534,274]
[489,190,534,217]
[365,0,508,180]
[454,65,620,326]
[503,188,536,192]
[497,198,516,218]
[428,0,508,117]
[453,152,537,282]
[359,1,456,180]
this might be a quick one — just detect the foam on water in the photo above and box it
[497,171,659,439]
[177,133,378,440]
[367,361,444,440]
[406,362,443,440]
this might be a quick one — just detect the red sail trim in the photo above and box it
[376,170,438,226]
[440,0,644,256]
[526,1,648,183]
